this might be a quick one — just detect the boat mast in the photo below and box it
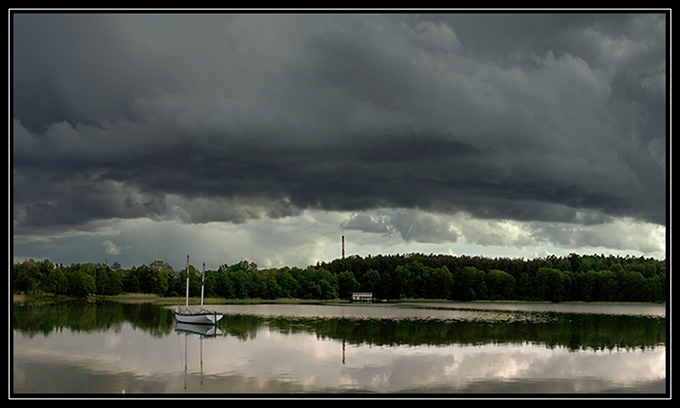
[185,255,190,310]
[201,262,205,309]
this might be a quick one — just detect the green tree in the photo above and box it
[534,267,566,302]
[149,260,174,296]
[261,276,282,300]
[394,261,428,299]
[648,273,666,303]
[42,266,68,295]
[13,260,43,294]
[597,270,618,301]
[134,264,170,296]
[337,271,360,300]
[123,269,141,293]
[377,270,393,300]
[228,260,258,273]
[426,266,454,300]
[296,267,338,300]
[486,269,515,300]
[315,268,339,300]
[96,266,122,296]
[275,268,301,298]
[65,265,97,298]
[515,272,532,300]
[455,266,487,301]
[619,270,648,302]
[561,270,573,301]
[582,270,600,302]
[230,270,252,299]
[210,269,234,298]
[249,272,266,299]
[360,269,381,293]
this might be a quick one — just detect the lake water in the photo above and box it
[12,301,667,396]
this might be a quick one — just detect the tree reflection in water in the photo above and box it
[12,301,667,395]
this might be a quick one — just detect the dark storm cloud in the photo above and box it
[12,12,666,232]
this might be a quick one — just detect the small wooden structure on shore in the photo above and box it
[351,292,373,303]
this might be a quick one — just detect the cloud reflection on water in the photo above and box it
[14,318,666,394]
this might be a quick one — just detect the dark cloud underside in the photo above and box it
[12,13,666,234]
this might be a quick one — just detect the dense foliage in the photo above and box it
[12,253,666,303]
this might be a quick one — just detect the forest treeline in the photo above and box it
[12,253,666,303]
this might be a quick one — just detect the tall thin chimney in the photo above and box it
[342,235,345,258]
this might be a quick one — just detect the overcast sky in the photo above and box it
[11,11,668,271]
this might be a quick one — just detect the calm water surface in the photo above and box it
[12,301,667,396]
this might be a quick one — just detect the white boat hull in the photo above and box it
[175,310,223,325]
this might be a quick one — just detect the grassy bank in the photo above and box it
[13,292,349,305]
[106,293,351,305]
[14,293,664,307]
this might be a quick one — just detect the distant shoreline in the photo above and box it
[12,292,665,307]
[11,292,349,305]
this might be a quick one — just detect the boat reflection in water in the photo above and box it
[175,322,222,390]
[175,322,222,338]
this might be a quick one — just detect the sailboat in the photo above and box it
[175,255,224,325]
